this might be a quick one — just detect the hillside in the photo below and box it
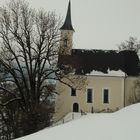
[17,103,140,140]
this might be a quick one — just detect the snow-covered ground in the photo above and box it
[17,103,140,140]
[53,112,85,126]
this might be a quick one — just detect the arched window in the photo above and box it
[73,103,79,112]
[64,38,68,47]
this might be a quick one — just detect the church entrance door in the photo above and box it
[73,103,79,112]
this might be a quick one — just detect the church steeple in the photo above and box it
[60,0,74,31]
[59,1,74,55]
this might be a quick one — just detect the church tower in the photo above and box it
[59,0,75,55]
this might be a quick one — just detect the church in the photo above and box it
[55,1,140,121]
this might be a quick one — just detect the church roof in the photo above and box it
[60,1,75,31]
[58,49,140,76]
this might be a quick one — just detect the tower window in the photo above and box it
[71,88,76,96]
[64,38,68,47]
[87,88,93,103]
[103,89,109,104]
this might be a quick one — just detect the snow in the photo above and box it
[16,103,140,140]
[87,69,125,77]
[53,112,85,126]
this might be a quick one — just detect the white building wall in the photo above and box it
[55,75,126,121]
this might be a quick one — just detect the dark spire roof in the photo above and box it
[60,1,75,31]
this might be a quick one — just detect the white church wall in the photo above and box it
[54,75,125,122]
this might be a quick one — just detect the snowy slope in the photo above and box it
[17,103,140,140]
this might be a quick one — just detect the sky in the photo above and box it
[1,0,140,50]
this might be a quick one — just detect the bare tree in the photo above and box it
[0,0,87,138]
[0,0,62,138]
[118,37,140,57]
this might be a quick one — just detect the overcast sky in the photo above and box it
[1,0,140,50]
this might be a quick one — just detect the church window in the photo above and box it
[71,88,76,96]
[87,88,93,103]
[64,38,68,47]
[103,89,109,104]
